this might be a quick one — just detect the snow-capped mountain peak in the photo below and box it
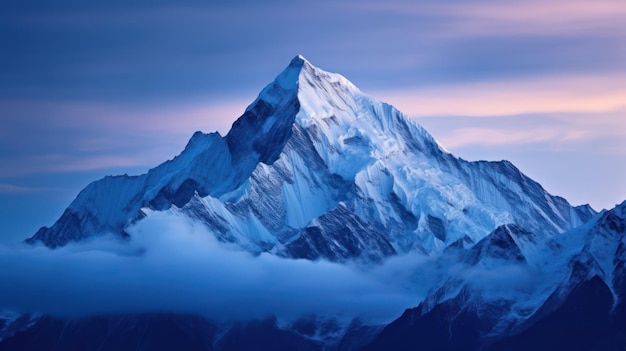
[13,55,626,351]
[28,57,593,264]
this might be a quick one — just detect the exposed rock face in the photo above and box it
[11,56,623,351]
[27,56,591,264]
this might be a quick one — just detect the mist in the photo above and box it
[0,212,425,324]
[0,211,547,326]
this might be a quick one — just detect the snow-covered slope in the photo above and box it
[27,55,594,263]
[10,55,626,351]
[6,203,624,351]
[364,200,626,350]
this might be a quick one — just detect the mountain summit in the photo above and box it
[10,56,626,351]
[28,56,593,262]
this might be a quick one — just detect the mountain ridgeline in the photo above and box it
[4,56,625,351]
[27,55,593,259]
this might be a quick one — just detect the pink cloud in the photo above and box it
[0,183,59,194]
[446,128,547,148]
[415,108,626,153]
[44,155,149,173]
[0,154,151,178]
[0,98,248,177]
[344,0,626,38]
[0,183,36,194]
[376,73,626,117]
[440,127,585,149]
[0,98,246,136]
[441,0,626,37]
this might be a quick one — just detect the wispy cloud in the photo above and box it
[441,127,566,149]
[416,109,626,150]
[344,0,626,38]
[0,3,299,29]
[0,183,39,194]
[0,99,246,177]
[377,73,626,117]
[8,0,625,39]
[445,0,626,37]
[376,71,626,152]
[39,155,148,174]
[0,99,246,135]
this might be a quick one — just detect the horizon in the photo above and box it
[1,0,625,243]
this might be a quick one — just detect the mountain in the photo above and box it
[27,55,593,262]
[364,200,626,351]
[3,55,623,350]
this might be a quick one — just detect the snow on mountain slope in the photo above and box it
[27,55,594,263]
[9,55,626,351]
[369,200,626,349]
[538,200,626,312]
[4,202,623,351]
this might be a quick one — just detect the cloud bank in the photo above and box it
[0,213,423,324]
[0,210,555,331]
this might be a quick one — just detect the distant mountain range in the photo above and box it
[2,56,624,350]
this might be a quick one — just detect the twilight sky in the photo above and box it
[1,0,625,243]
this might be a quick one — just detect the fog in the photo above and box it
[0,213,425,324]
[0,211,548,326]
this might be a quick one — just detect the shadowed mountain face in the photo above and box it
[0,314,328,351]
[363,201,626,351]
[361,276,620,351]
[4,56,624,351]
[27,56,591,262]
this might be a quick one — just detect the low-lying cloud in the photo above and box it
[0,213,425,324]
[0,211,553,327]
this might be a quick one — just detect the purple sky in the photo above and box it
[1,0,625,243]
